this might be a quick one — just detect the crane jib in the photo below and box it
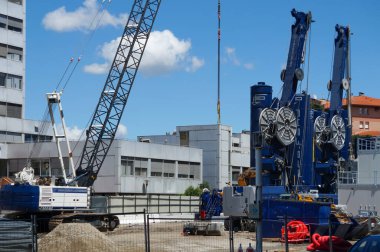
[75,0,161,187]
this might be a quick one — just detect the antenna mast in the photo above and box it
[217,0,221,124]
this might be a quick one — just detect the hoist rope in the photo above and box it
[54,57,74,91]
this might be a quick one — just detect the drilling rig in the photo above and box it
[313,25,351,195]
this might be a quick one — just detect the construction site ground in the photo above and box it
[37,222,329,252]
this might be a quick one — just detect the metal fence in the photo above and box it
[0,212,355,252]
[0,216,36,251]
[103,194,199,214]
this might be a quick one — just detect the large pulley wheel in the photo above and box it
[259,108,277,142]
[275,107,297,146]
[330,115,346,150]
[314,116,327,149]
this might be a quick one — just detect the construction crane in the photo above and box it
[313,25,351,193]
[0,0,161,231]
[75,0,161,187]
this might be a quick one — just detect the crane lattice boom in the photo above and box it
[76,0,161,187]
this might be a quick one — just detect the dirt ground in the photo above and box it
[107,222,309,252]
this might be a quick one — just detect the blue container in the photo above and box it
[0,184,39,212]
[262,199,331,238]
[250,82,272,167]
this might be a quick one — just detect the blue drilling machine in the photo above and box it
[248,9,353,238]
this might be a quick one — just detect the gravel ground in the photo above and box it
[108,222,310,252]
[38,221,353,252]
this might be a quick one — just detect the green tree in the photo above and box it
[199,181,209,190]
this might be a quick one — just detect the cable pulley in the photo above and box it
[275,107,297,146]
[314,116,327,149]
[259,108,277,143]
[330,115,346,150]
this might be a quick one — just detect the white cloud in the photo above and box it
[243,63,254,70]
[42,0,128,32]
[225,47,254,70]
[83,63,109,75]
[186,56,205,72]
[56,125,85,141]
[116,124,128,139]
[226,47,240,66]
[84,30,204,76]
[56,123,127,140]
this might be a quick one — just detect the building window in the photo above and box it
[0,72,22,89]
[365,122,369,130]
[359,107,368,115]
[0,15,23,33]
[151,159,163,177]
[190,162,200,179]
[359,121,364,129]
[8,0,23,5]
[4,131,22,143]
[6,45,23,62]
[0,159,7,177]
[7,103,22,118]
[232,166,241,182]
[0,102,6,116]
[24,134,52,143]
[163,160,175,178]
[6,74,22,89]
[178,161,190,178]
[121,156,134,176]
[7,16,23,33]
[50,158,70,177]
[121,156,148,177]
[0,72,5,87]
[0,14,6,29]
[179,131,189,147]
[0,44,6,58]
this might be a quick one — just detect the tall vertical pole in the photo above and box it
[216,0,222,187]
[255,146,263,252]
[254,132,263,252]
[217,0,221,124]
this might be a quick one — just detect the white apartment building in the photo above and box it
[0,0,51,144]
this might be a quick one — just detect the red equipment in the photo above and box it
[281,220,310,243]
[307,233,352,252]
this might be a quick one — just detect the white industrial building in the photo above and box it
[139,124,251,189]
[1,124,251,194]
[2,140,203,194]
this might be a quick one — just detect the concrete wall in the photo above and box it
[338,184,380,215]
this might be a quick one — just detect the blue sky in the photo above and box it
[25,0,380,140]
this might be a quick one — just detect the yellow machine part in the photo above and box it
[237,169,256,186]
